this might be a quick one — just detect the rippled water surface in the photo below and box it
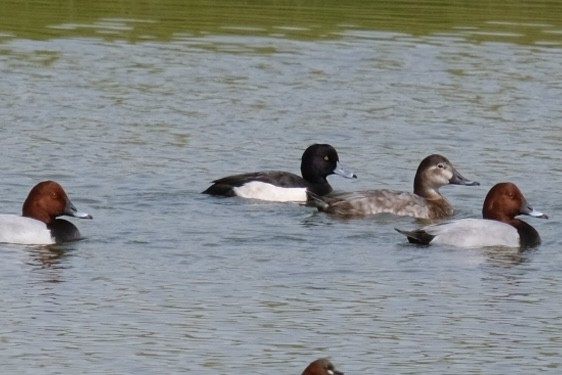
[0,1,561,374]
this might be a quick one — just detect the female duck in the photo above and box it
[302,358,344,375]
[396,182,547,249]
[308,154,479,219]
[203,144,356,202]
[0,180,92,245]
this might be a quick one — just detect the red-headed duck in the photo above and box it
[395,182,547,248]
[0,180,92,245]
[308,154,479,219]
[203,144,356,202]
[302,358,343,375]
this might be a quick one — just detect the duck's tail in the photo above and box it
[395,227,434,245]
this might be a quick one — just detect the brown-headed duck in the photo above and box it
[308,154,478,219]
[302,358,344,375]
[396,182,547,248]
[0,180,92,245]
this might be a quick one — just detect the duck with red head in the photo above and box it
[0,180,92,245]
[302,358,343,375]
[396,182,547,249]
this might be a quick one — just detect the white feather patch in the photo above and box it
[233,181,307,202]
[0,215,55,245]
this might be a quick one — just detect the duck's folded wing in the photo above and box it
[203,171,304,195]
[310,189,429,218]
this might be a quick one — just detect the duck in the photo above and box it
[0,180,92,245]
[202,144,357,202]
[395,182,547,249]
[302,358,344,375]
[307,154,479,219]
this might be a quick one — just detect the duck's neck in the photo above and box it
[426,196,454,219]
[414,179,442,200]
[414,180,453,218]
[511,219,541,248]
[302,170,331,195]
[307,182,332,196]
[302,169,327,185]
[22,205,53,224]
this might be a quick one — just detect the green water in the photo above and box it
[1,0,561,44]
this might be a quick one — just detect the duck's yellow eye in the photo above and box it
[324,155,330,161]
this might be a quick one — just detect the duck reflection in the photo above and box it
[482,246,535,267]
[24,244,70,276]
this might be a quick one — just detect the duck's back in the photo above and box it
[203,170,306,196]
[314,189,443,218]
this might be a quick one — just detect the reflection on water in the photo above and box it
[24,246,68,270]
[0,0,561,45]
[482,247,533,267]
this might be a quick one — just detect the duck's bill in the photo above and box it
[450,169,480,186]
[65,200,94,219]
[521,204,548,219]
[333,161,358,179]
[72,211,94,219]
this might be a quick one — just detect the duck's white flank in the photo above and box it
[233,181,307,202]
[424,218,520,248]
[0,215,54,245]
